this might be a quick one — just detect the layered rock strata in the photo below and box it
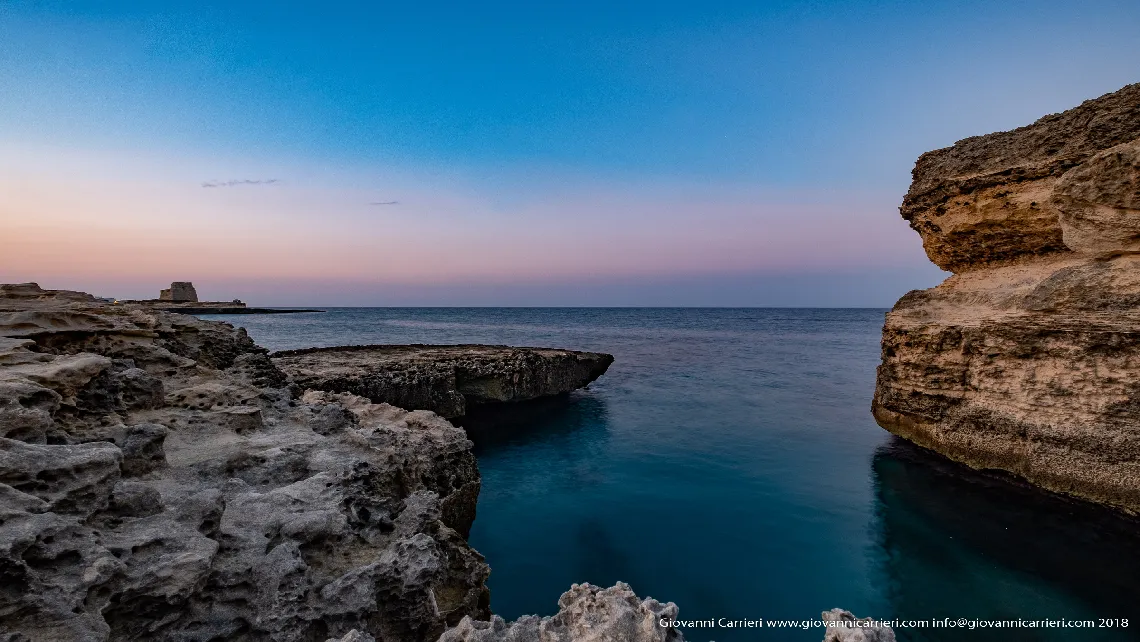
[873,83,1140,511]
[272,346,614,419]
[0,284,489,641]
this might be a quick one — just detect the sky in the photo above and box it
[2,0,1138,306]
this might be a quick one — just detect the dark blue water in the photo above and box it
[202,308,1140,641]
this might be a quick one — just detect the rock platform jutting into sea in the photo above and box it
[271,344,615,419]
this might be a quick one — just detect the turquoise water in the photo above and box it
[203,308,1140,641]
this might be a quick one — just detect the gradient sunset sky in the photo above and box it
[3,0,1138,305]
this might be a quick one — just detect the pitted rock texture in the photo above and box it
[1054,138,1140,254]
[0,284,489,641]
[821,609,895,642]
[272,345,614,419]
[436,583,682,642]
[434,586,893,642]
[327,632,376,642]
[900,83,1140,273]
[874,83,1140,512]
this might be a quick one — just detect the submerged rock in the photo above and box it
[0,285,489,641]
[874,82,1140,511]
[272,345,614,419]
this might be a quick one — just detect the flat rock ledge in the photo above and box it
[272,345,614,419]
[874,82,1140,512]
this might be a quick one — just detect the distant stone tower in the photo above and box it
[159,282,199,302]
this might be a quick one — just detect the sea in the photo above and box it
[199,308,1140,642]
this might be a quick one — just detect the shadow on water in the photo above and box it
[457,392,610,455]
[871,438,1140,642]
[462,392,643,618]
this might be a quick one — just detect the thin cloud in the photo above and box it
[201,179,280,188]
[370,200,400,205]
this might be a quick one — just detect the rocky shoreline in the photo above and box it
[1,282,887,641]
[1,283,489,640]
[873,82,1140,512]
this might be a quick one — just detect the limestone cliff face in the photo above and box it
[874,83,1140,512]
[899,83,1140,272]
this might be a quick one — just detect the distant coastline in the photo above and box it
[168,306,325,314]
[116,281,325,314]
[116,301,324,314]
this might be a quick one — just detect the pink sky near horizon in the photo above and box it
[1,144,935,303]
[4,1,1136,306]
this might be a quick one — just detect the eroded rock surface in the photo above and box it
[435,586,890,642]
[900,83,1140,273]
[821,609,895,642]
[0,284,489,641]
[272,345,614,419]
[437,583,682,642]
[874,83,1140,512]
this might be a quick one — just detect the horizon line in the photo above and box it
[198,305,893,310]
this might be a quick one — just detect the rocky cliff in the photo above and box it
[0,284,489,641]
[873,83,1140,512]
[271,346,614,419]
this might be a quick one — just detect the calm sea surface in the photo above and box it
[201,308,1140,641]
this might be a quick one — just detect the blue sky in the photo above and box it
[2,0,1138,305]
